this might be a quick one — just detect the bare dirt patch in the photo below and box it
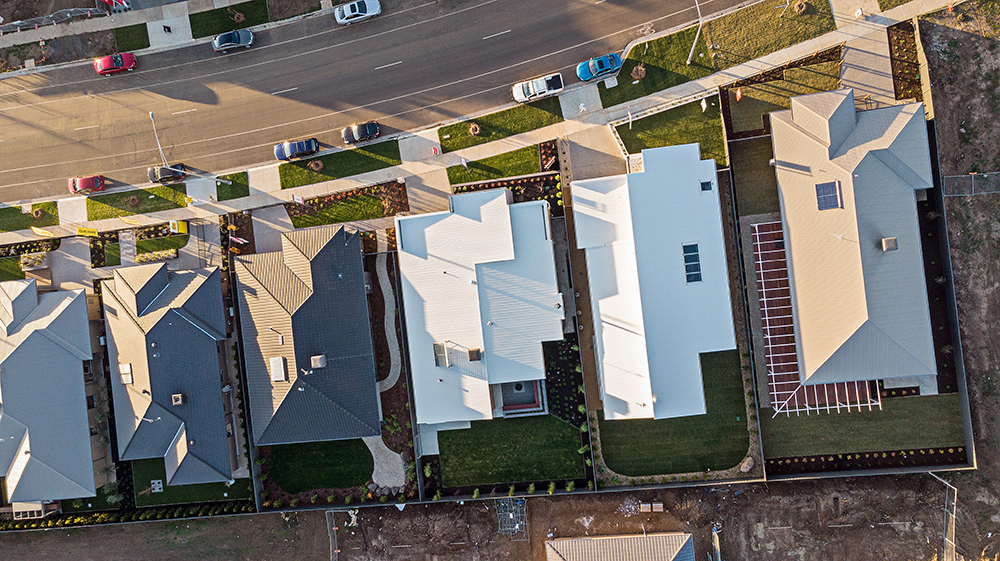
[267,0,321,21]
[0,30,114,72]
[0,0,93,23]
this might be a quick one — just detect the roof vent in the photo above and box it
[310,354,327,369]
[468,349,482,361]
[171,393,185,406]
[882,237,898,251]
[433,342,450,368]
[120,363,133,385]
[269,356,288,382]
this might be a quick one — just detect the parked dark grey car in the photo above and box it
[212,30,254,53]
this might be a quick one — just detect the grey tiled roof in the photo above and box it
[103,264,231,486]
[235,226,380,446]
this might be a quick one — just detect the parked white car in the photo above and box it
[512,73,564,103]
[334,0,382,25]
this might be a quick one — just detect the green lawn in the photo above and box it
[104,243,121,267]
[729,61,841,132]
[703,0,837,71]
[616,95,727,166]
[598,26,714,108]
[131,459,253,507]
[878,0,912,11]
[189,0,269,39]
[0,256,25,281]
[61,487,119,513]
[114,23,150,52]
[290,195,383,228]
[86,184,188,221]
[760,394,966,458]
[438,415,585,487]
[598,350,748,476]
[268,439,373,494]
[447,145,541,185]
[137,234,190,254]
[0,202,59,233]
[216,171,250,201]
[438,98,563,153]
[729,136,780,216]
[279,141,401,189]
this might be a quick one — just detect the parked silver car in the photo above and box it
[334,0,382,25]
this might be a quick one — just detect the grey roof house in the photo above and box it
[234,226,381,446]
[103,264,233,486]
[770,88,937,387]
[0,280,96,504]
[545,532,695,561]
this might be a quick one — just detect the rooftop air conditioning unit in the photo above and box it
[468,349,482,361]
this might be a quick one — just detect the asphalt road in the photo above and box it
[0,0,745,202]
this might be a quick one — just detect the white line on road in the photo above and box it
[482,29,511,40]
[172,108,198,115]
[595,0,608,4]
[270,87,299,96]
[74,125,99,131]
[375,60,403,70]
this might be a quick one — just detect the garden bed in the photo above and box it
[284,180,408,229]
[452,173,563,216]
[89,231,120,268]
[888,20,923,101]
[766,446,966,476]
[221,212,257,258]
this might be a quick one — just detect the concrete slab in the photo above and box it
[841,29,897,108]
[57,197,89,226]
[401,168,451,214]
[398,129,442,162]
[251,205,293,253]
[247,165,282,194]
[362,436,405,488]
[147,12,193,50]
[558,85,604,122]
[185,177,218,204]
[565,126,627,182]
[830,0,882,28]
[48,237,104,292]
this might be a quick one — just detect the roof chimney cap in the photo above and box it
[171,393,185,406]
[881,237,898,251]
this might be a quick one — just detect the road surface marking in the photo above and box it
[74,125,99,131]
[375,60,403,70]
[483,29,511,40]
[270,87,299,95]
[595,0,608,3]
[172,108,198,115]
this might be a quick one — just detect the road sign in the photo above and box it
[76,227,99,237]
[292,194,306,205]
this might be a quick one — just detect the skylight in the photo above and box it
[815,181,842,211]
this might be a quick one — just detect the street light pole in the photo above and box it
[686,0,704,66]
[149,111,167,167]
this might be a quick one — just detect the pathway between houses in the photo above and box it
[376,230,402,393]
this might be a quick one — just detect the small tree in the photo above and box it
[311,494,319,504]
[472,488,480,499]
[344,495,354,505]
[527,483,536,494]
[566,481,575,492]
[547,482,556,495]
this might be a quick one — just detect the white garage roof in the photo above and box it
[572,144,736,420]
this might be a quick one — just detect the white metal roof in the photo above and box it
[770,89,937,384]
[396,189,564,425]
[572,144,736,420]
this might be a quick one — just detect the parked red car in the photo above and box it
[94,53,137,76]
[68,175,106,194]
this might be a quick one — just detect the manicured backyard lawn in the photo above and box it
[438,98,563,153]
[61,487,118,513]
[447,146,541,185]
[729,136,781,217]
[0,202,59,233]
[729,61,840,133]
[0,256,25,281]
[759,394,966,458]
[136,234,190,254]
[290,195,383,228]
[131,459,253,507]
[279,141,401,189]
[438,415,585,487]
[598,350,748,476]
[114,23,150,52]
[616,96,727,167]
[268,439,373,494]
[86,184,187,221]
[216,171,250,201]
[189,0,268,38]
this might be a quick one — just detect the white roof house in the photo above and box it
[770,89,937,385]
[572,144,736,420]
[396,189,565,427]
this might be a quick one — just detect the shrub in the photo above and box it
[273,499,283,508]
[344,495,353,505]
[585,459,592,466]
[472,488,480,499]
[577,446,588,454]
[261,490,270,499]
[587,481,595,490]
[508,485,515,497]
[547,482,556,495]
[432,490,442,501]
[258,472,269,481]
[577,404,587,413]
[527,483,536,494]
[255,457,267,465]
[311,495,319,504]
[379,495,388,503]
[424,464,432,478]
[565,481,575,492]
[289,498,300,507]
[327,495,336,503]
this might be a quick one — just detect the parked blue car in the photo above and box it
[576,53,622,82]
[274,138,320,161]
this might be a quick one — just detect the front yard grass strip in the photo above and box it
[216,171,250,201]
[189,0,269,39]
[268,439,373,494]
[438,98,563,153]
[131,459,253,507]
[290,195,383,228]
[113,23,150,52]
[0,202,59,233]
[729,61,841,132]
[878,0,912,11]
[729,136,781,216]
[615,95,727,167]
[0,257,25,282]
[598,26,713,108]
[598,350,748,476]
[759,394,966,458]
[438,414,585,487]
[104,243,121,267]
[86,184,188,221]
[279,141,401,189]
[136,234,189,254]
[447,145,541,184]
[703,0,836,71]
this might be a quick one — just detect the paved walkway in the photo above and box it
[361,436,406,489]
[375,230,403,393]
[250,205,292,253]
[841,29,897,108]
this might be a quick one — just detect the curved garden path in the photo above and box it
[362,436,406,488]
[376,230,402,392]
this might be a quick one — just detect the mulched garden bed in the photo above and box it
[887,20,923,101]
[0,238,60,258]
[283,180,409,222]
[919,190,959,394]
[221,212,256,258]
[766,445,966,475]
[878,380,921,398]
[452,173,564,217]
[544,333,587,429]
[719,45,843,140]
[539,140,561,173]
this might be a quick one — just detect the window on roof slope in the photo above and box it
[682,244,702,283]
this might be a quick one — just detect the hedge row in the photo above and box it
[0,501,254,531]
